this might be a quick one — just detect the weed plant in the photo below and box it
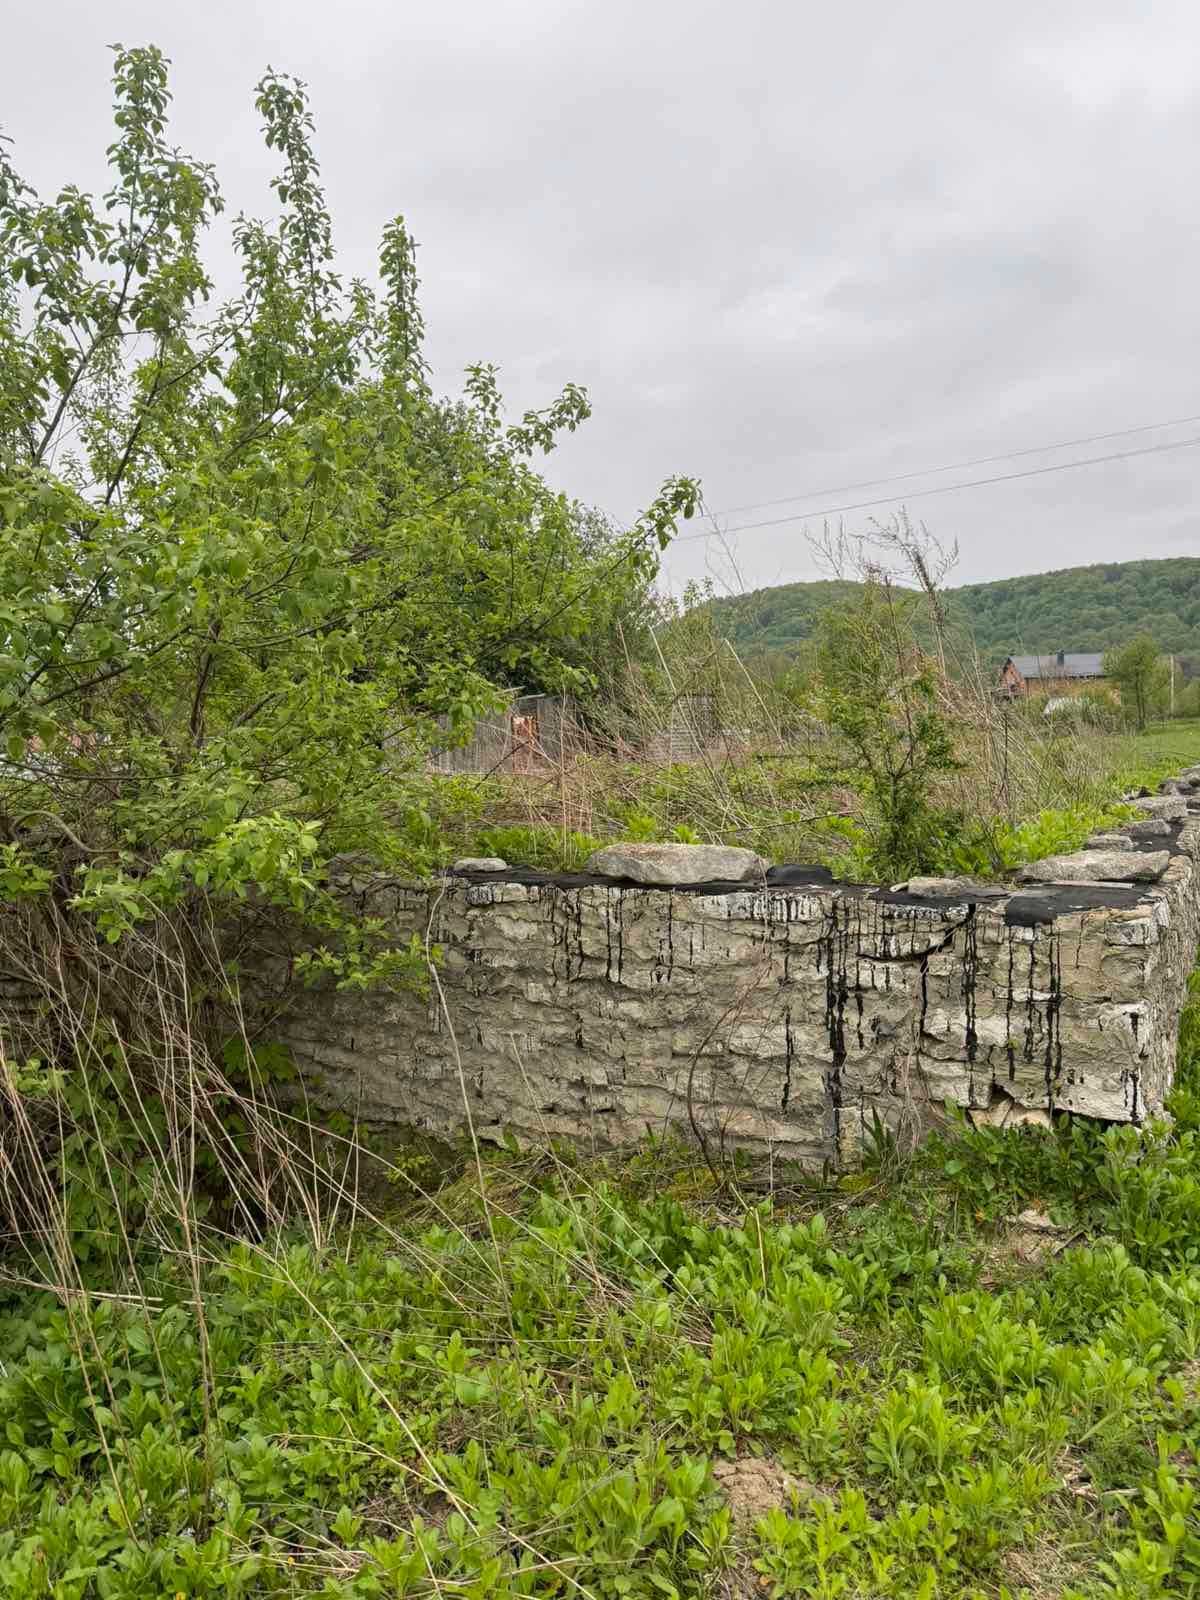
[3,982,1200,1596]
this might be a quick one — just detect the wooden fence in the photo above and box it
[430,694,579,775]
[430,692,742,775]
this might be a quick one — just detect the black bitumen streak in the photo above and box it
[448,864,1155,925]
[1003,885,1148,926]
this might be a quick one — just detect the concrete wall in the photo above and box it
[276,805,1200,1167]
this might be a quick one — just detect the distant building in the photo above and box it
[999,651,1107,697]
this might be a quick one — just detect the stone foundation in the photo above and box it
[276,800,1200,1167]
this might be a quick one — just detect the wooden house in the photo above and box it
[999,651,1107,697]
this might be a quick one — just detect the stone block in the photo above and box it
[584,843,767,885]
[1122,818,1172,839]
[900,875,996,898]
[1018,850,1169,884]
[1130,795,1187,821]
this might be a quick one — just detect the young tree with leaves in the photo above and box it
[0,46,698,1246]
[0,46,697,927]
[811,579,962,881]
[1103,636,1169,732]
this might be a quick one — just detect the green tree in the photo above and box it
[1174,677,1200,720]
[0,45,698,1234]
[1103,636,1169,732]
[709,556,1200,669]
[0,47,697,913]
[810,579,961,880]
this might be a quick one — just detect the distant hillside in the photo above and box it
[710,557,1200,667]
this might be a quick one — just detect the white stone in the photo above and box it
[972,1015,1015,1048]
[452,856,509,872]
[584,842,767,885]
[1104,915,1156,946]
[1008,1108,1053,1131]
[1018,850,1169,883]
[979,1089,1055,1131]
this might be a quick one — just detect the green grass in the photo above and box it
[1107,718,1200,787]
[4,998,1200,1599]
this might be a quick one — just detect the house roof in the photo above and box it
[1005,653,1105,680]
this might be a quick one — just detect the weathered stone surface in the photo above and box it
[452,856,509,873]
[1018,850,1169,884]
[265,776,1200,1165]
[900,875,996,898]
[1084,833,1133,851]
[1131,795,1187,821]
[584,842,766,885]
[1123,818,1172,839]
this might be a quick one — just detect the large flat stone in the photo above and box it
[1018,849,1170,884]
[1122,818,1172,839]
[585,842,767,885]
[900,876,998,899]
[1130,796,1187,821]
[1084,833,1133,851]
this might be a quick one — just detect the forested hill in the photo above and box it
[709,557,1200,664]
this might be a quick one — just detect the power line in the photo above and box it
[679,432,1200,544]
[706,409,1200,521]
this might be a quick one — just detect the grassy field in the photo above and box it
[3,988,1199,1597]
[1104,718,1200,784]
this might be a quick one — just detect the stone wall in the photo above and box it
[276,785,1200,1168]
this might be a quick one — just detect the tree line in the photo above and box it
[711,557,1200,681]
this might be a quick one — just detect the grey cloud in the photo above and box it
[3,0,1198,592]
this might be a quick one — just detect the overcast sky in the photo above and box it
[4,1,1200,595]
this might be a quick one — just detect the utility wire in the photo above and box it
[706,409,1200,521]
[679,432,1200,544]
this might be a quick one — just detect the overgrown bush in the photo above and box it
[0,45,698,1249]
[806,579,963,881]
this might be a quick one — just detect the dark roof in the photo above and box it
[1005,653,1105,680]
